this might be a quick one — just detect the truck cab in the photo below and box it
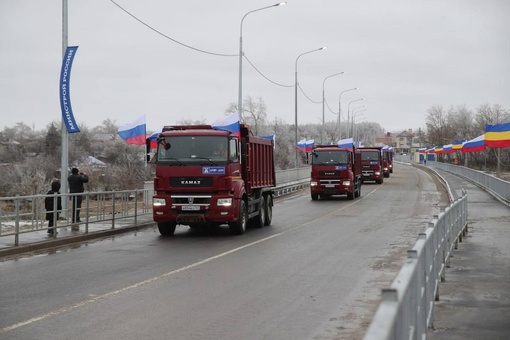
[382,148,393,176]
[309,145,362,200]
[358,147,384,184]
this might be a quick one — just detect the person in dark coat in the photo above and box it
[68,167,89,224]
[45,180,62,236]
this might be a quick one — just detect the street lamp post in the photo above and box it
[322,72,344,144]
[238,2,286,124]
[338,87,358,139]
[351,109,366,143]
[294,46,327,167]
[347,98,365,138]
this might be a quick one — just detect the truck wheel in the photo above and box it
[356,181,361,198]
[158,222,176,236]
[347,192,354,200]
[229,200,247,235]
[263,194,273,226]
[311,193,319,200]
[253,196,265,229]
[376,178,383,184]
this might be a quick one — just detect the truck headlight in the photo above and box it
[375,171,381,176]
[217,198,232,207]
[342,181,351,186]
[153,198,166,207]
[310,181,318,187]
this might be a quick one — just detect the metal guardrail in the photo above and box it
[0,189,154,246]
[1,168,312,246]
[364,190,468,340]
[434,162,510,206]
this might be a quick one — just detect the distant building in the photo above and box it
[375,132,393,147]
[395,129,414,154]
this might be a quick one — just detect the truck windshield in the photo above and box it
[361,151,380,161]
[312,150,348,165]
[157,136,229,164]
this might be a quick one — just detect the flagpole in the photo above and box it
[60,0,69,218]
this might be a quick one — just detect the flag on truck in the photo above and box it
[337,138,353,150]
[485,122,510,148]
[260,134,276,149]
[118,115,146,145]
[295,139,314,152]
[212,112,241,138]
[148,130,161,149]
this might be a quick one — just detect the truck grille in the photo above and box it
[319,179,340,185]
[171,195,211,205]
[170,177,213,187]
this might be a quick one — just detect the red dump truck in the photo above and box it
[358,146,384,184]
[309,145,362,200]
[382,148,393,176]
[148,124,275,236]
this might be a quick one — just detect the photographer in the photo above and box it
[67,167,89,227]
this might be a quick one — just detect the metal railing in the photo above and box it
[0,189,154,246]
[364,190,468,340]
[1,168,312,247]
[435,162,510,205]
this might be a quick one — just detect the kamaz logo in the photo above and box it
[181,180,201,185]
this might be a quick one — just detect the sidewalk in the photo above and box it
[427,166,510,340]
[0,216,155,258]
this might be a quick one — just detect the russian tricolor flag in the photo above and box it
[118,115,146,145]
[212,112,241,138]
[337,138,354,150]
[443,144,454,154]
[295,139,314,152]
[462,134,485,153]
[148,130,161,149]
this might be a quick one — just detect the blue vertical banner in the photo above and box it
[59,46,80,133]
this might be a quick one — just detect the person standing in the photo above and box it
[68,167,89,225]
[45,180,62,236]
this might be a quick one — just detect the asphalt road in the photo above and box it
[0,163,448,340]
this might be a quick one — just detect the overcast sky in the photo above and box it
[1,0,509,135]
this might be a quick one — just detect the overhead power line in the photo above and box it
[110,1,295,89]
[110,0,237,57]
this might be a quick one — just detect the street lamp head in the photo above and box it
[276,2,287,6]
[320,46,328,50]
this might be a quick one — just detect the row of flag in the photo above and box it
[117,112,277,148]
[295,138,370,151]
[117,115,509,156]
[419,122,510,155]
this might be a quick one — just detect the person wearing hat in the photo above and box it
[68,167,89,225]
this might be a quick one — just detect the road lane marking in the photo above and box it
[0,233,283,333]
[1,183,386,333]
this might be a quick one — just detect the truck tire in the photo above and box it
[356,181,361,198]
[158,222,177,236]
[311,193,319,201]
[376,178,383,184]
[229,200,247,235]
[263,194,273,226]
[347,192,354,200]
[253,196,265,229]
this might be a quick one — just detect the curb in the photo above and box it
[0,222,155,259]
